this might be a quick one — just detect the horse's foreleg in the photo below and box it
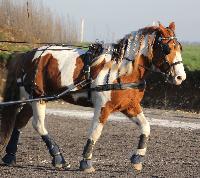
[123,109,150,171]
[31,101,70,169]
[131,112,150,171]
[2,104,32,166]
[80,105,111,173]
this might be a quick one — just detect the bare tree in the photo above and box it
[0,0,79,43]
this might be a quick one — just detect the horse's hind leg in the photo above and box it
[31,101,70,169]
[80,104,112,173]
[2,128,20,165]
[2,104,33,166]
[122,108,150,171]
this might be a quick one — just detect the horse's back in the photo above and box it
[34,46,86,87]
[33,46,85,62]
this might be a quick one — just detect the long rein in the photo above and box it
[0,79,146,107]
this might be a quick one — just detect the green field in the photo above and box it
[0,44,200,71]
[182,45,200,71]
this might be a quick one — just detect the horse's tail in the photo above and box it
[0,55,20,154]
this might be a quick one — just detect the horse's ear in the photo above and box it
[169,22,176,31]
[158,22,166,33]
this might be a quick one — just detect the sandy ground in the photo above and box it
[0,103,200,178]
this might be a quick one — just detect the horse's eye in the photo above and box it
[162,44,171,55]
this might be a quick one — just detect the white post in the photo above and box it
[80,18,84,43]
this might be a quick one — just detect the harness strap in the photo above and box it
[83,42,104,101]
[74,80,146,93]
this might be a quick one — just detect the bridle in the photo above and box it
[150,33,183,80]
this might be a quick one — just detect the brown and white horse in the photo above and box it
[0,22,186,172]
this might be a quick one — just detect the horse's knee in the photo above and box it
[32,101,46,119]
[31,102,47,135]
[136,112,150,137]
[32,118,48,135]
[15,104,33,129]
[89,122,104,143]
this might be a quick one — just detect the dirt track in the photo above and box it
[0,103,200,178]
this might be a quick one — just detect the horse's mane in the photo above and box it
[91,25,160,67]
[113,26,160,62]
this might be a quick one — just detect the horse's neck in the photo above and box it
[117,33,153,82]
[92,31,154,82]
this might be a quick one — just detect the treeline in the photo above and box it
[0,0,78,43]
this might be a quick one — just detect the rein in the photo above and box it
[0,79,91,107]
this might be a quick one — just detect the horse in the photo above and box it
[0,22,186,172]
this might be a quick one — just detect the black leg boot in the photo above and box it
[2,128,20,166]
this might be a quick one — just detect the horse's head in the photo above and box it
[152,22,186,85]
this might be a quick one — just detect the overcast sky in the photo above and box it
[42,0,200,43]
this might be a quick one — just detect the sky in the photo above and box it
[41,0,200,43]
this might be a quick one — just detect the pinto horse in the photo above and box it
[0,22,186,172]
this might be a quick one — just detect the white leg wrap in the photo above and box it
[32,101,48,135]
[136,148,147,156]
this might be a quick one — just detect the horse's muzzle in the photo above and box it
[169,73,186,85]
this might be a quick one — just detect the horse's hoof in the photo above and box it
[132,163,142,171]
[82,166,95,173]
[54,162,71,169]
[130,154,144,171]
[79,159,95,173]
[64,163,71,169]
[2,154,16,166]
[52,154,70,169]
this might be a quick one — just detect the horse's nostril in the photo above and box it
[176,76,182,80]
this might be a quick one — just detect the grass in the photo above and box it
[0,43,200,71]
[182,45,200,71]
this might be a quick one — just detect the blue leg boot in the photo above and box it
[79,139,95,173]
[42,134,70,169]
[130,134,148,171]
[130,154,144,171]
